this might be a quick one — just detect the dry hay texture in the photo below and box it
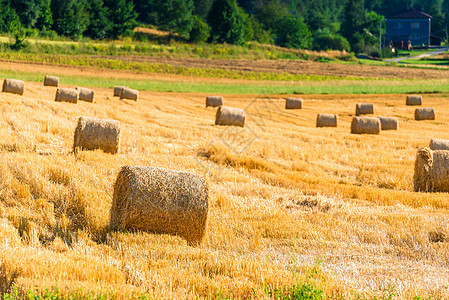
[113,86,127,97]
[120,87,138,101]
[215,106,245,127]
[406,95,422,106]
[351,116,381,134]
[206,96,223,108]
[316,113,337,127]
[355,103,374,116]
[43,75,59,87]
[415,107,435,120]
[430,139,449,151]
[414,147,449,192]
[73,116,120,154]
[55,88,78,103]
[109,166,209,245]
[378,116,398,130]
[2,79,24,95]
[76,87,94,103]
[285,98,302,109]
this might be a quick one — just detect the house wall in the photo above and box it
[386,18,430,46]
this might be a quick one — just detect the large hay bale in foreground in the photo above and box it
[415,107,435,120]
[316,114,337,127]
[76,87,94,103]
[414,147,449,192]
[379,116,398,130]
[73,116,120,154]
[109,166,209,244]
[44,76,59,87]
[351,116,380,134]
[2,79,24,95]
[406,95,422,106]
[430,139,449,151]
[355,103,374,116]
[113,86,127,97]
[285,98,302,109]
[206,96,223,108]
[120,87,138,101]
[215,106,245,127]
[55,88,78,103]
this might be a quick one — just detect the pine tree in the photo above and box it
[341,0,366,47]
[207,0,247,45]
[85,0,111,40]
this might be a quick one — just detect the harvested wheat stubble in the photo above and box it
[55,88,78,103]
[109,166,209,244]
[76,87,94,103]
[206,96,223,108]
[406,95,422,106]
[113,86,127,97]
[379,116,398,130]
[351,116,381,134]
[316,113,337,127]
[215,106,245,127]
[285,98,302,109]
[430,139,449,150]
[355,103,374,116]
[73,116,120,154]
[43,75,59,87]
[120,87,138,101]
[2,79,24,95]
[415,107,435,120]
[414,147,449,192]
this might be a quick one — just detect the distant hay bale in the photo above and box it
[355,103,374,116]
[55,88,78,103]
[379,116,398,130]
[120,87,138,101]
[113,86,127,97]
[351,116,380,134]
[316,114,337,127]
[414,147,449,192]
[415,107,435,120]
[206,96,223,108]
[215,106,245,127]
[2,79,24,95]
[406,95,422,106]
[109,166,209,244]
[430,139,449,150]
[73,116,120,154]
[285,98,302,109]
[44,76,59,87]
[76,87,94,103]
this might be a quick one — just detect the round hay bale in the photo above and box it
[120,87,138,101]
[114,86,127,97]
[215,106,245,127]
[109,166,209,244]
[44,76,59,87]
[206,96,223,108]
[316,114,337,127]
[429,139,449,151]
[355,103,374,116]
[379,116,398,130]
[76,87,94,103]
[285,98,302,109]
[414,147,449,192]
[406,95,422,106]
[55,88,78,103]
[351,116,380,134]
[2,79,24,95]
[73,116,120,154]
[415,107,435,120]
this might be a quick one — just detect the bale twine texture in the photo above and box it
[44,76,59,87]
[430,139,449,151]
[415,108,435,120]
[379,116,398,130]
[351,116,380,134]
[76,87,94,103]
[73,116,120,154]
[206,96,223,108]
[215,106,245,127]
[414,147,449,192]
[109,166,209,244]
[55,88,78,103]
[285,98,302,109]
[355,103,374,116]
[2,79,24,95]
[114,86,127,97]
[406,95,422,106]
[120,87,138,101]
[316,114,337,127]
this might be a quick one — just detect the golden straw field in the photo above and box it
[0,75,449,299]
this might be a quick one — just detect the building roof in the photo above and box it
[389,7,432,19]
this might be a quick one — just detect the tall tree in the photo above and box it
[253,0,288,30]
[194,0,214,18]
[35,0,53,31]
[51,0,89,38]
[341,0,366,47]
[85,0,111,40]
[11,0,43,28]
[207,0,247,44]
[152,0,195,39]
[275,15,312,49]
[105,0,138,38]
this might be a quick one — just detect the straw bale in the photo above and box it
[379,116,398,130]
[2,79,24,95]
[415,107,435,120]
[351,116,380,134]
[55,88,78,103]
[316,114,337,127]
[73,116,120,154]
[44,76,59,87]
[120,87,138,101]
[355,103,374,116]
[406,95,422,106]
[76,87,94,103]
[285,98,302,109]
[430,139,449,151]
[206,96,223,108]
[414,147,449,192]
[215,106,245,127]
[114,86,127,97]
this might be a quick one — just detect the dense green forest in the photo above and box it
[0,0,448,54]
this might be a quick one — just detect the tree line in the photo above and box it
[0,0,448,54]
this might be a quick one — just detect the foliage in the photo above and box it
[275,15,312,49]
[314,30,350,51]
[189,16,210,43]
[207,0,247,45]
[105,0,138,39]
[151,0,194,40]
